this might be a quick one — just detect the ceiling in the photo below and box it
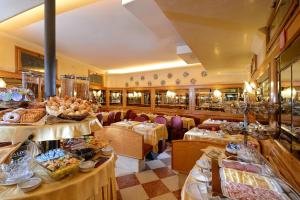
[0,0,43,22]
[155,0,273,72]
[4,0,184,70]
[0,0,272,75]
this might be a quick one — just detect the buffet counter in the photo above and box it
[0,117,102,144]
[181,146,300,200]
[0,154,117,200]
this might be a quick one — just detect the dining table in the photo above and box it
[138,113,196,130]
[110,120,168,153]
[183,127,260,152]
[132,122,168,153]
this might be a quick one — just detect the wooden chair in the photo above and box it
[140,114,150,121]
[103,112,115,126]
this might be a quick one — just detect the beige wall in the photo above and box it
[106,65,247,88]
[0,32,105,77]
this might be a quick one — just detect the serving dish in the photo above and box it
[18,177,42,192]
[79,161,95,173]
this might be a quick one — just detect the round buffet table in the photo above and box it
[0,117,102,144]
[0,154,117,200]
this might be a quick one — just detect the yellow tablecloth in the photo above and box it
[110,121,141,129]
[0,154,117,200]
[132,123,168,153]
[0,117,102,144]
[138,113,196,130]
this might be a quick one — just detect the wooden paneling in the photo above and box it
[172,140,226,174]
[94,126,144,160]
[260,139,300,193]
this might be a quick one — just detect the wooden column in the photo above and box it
[44,0,56,98]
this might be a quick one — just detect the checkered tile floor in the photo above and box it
[115,144,181,200]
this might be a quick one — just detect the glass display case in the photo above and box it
[110,90,122,105]
[195,88,241,111]
[22,71,43,100]
[90,89,106,105]
[256,70,269,102]
[127,90,151,107]
[278,35,300,159]
[155,89,189,109]
[60,75,90,100]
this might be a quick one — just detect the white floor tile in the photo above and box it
[120,185,149,200]
[136,170,159,184]
[161,175,180,192]
[150,192,177,200]
[146,160,166,169]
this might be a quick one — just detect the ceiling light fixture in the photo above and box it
[107,60,201,74]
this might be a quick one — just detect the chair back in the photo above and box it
[114,112,122,122]
[107,112,115,125]
[154,116,167,125]
[171,116,183,129]
[134,116,147,122]
[96,113,103,125]
[140,114,150,121]
[128,112,137,120]
[124,110,133,119]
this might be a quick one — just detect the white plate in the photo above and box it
[0,171,34,186]
[18,177,42,192]
[191,168,212,183]
[185,182,208,200]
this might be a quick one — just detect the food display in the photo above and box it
[226,142,241,155]
[35,149,81,180]
[0,108,46,124]
[0,88,35,108]
[220,122,244,135]
[220,167,277,190]
[220,160,263,174]
[46,96,92,120]
[222,181,286,200]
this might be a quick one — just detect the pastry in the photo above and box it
[20,109,46,123]
[3,112,21,123]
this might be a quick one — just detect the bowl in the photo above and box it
[101,146,113,156]
[79,161,95,173]
[18,177,42,193]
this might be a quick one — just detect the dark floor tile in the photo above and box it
[173,189,181,200]
[142,180,170,198]
[153,167,175,178]
[116,174,140,189]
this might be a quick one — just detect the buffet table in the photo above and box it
[180,146,300,200]
[0,117,102,144]
[0,154,117,200]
